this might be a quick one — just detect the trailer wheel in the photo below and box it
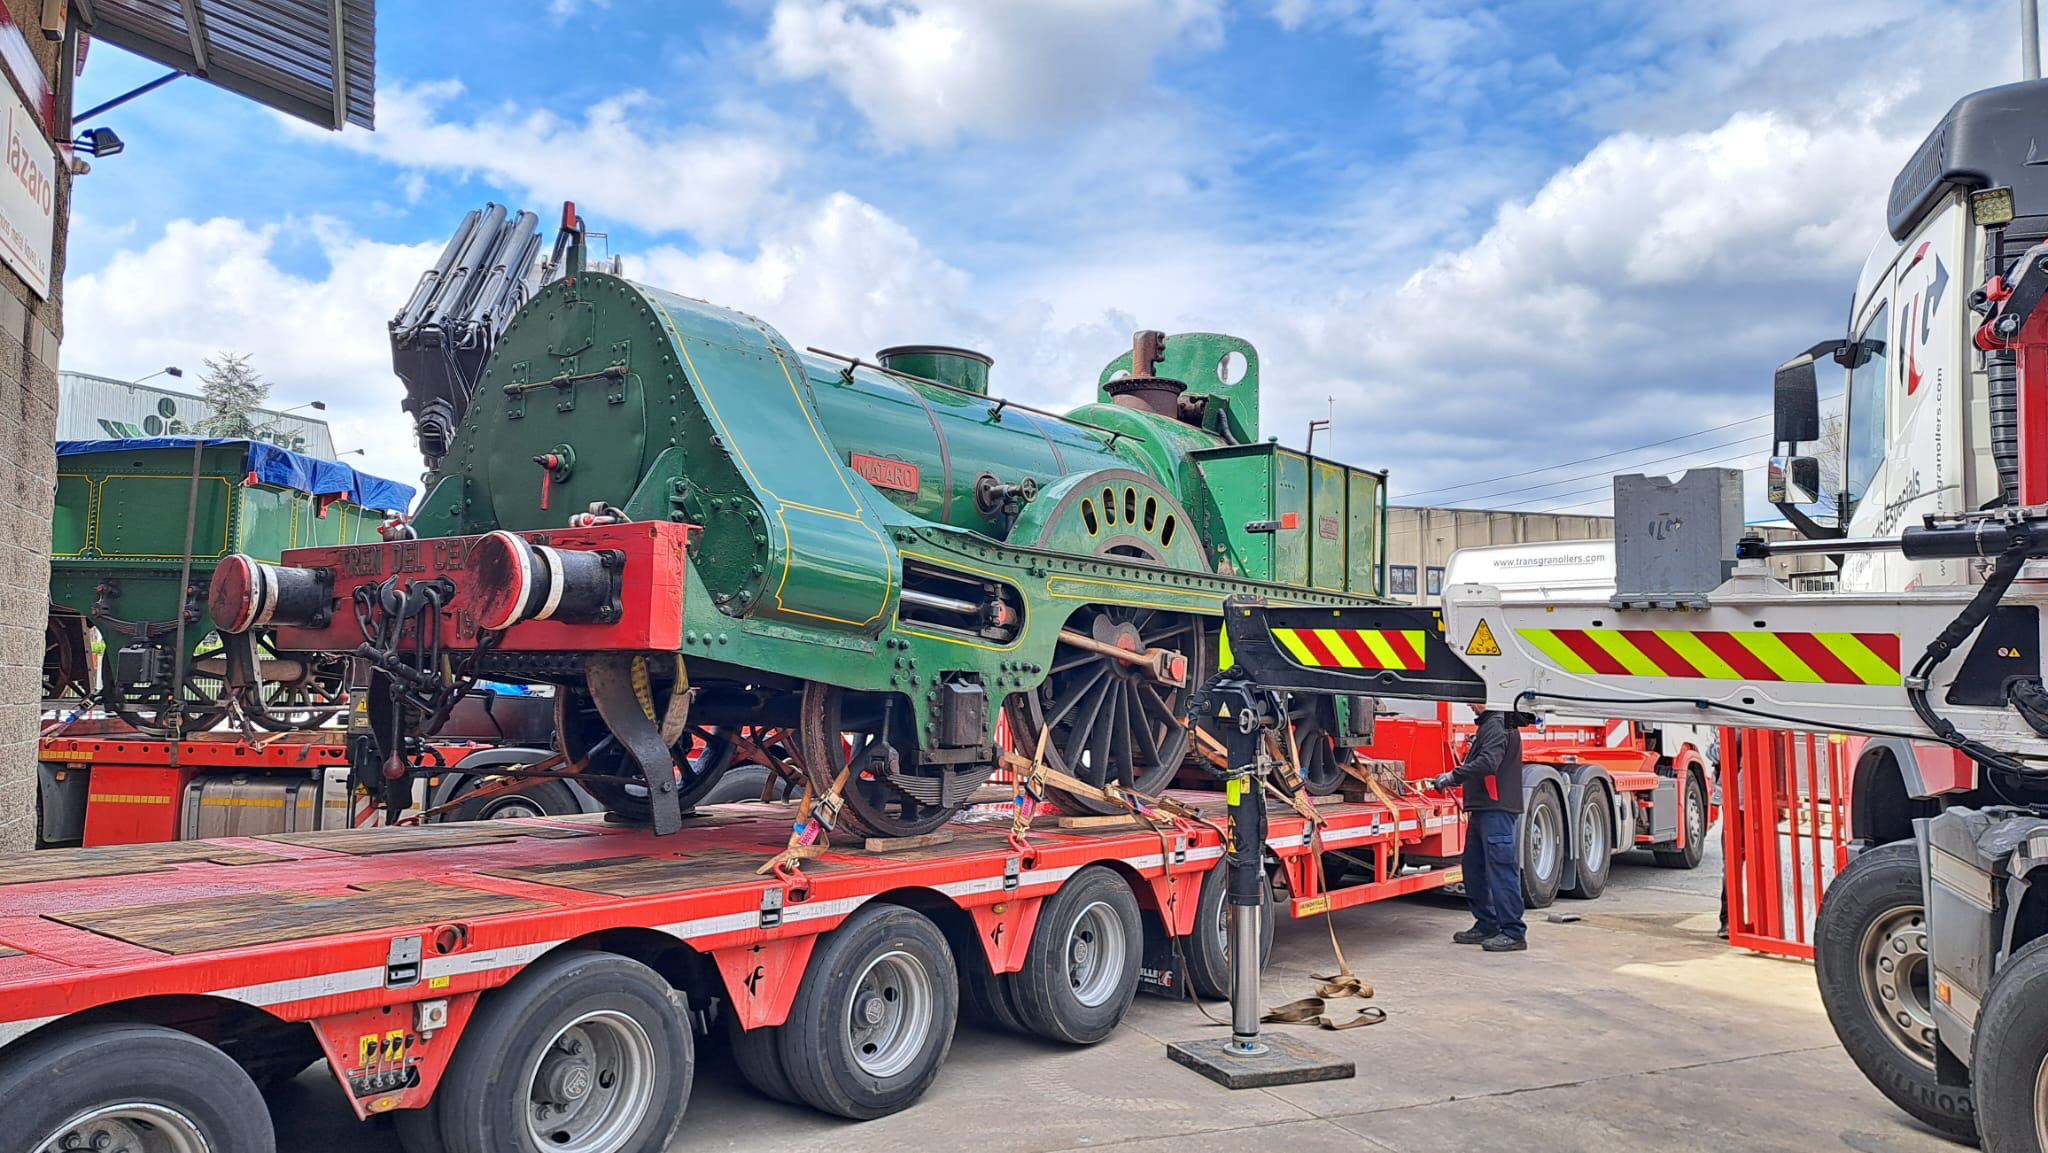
[1520,784,1564,909]
[946,918,1030,1034]
[1183,858,1277,1002]
[725,1015,799,1105]
[1653,769,1710,869]
[432,948,691,1153]
[1,1021,275,1153]
[1813,842,1978,1141]
[1008,866,1143,1045]
[1971,936,2048,1151]
[1562,785,1611,900]
[777,903,958,1119]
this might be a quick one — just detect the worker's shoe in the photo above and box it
[1480,935,1527,952]
[1452,927,1493,945]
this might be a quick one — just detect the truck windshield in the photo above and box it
[1843,304,1889,506]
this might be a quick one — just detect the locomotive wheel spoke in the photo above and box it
[1009,608,1203,816]
[1288,695,1350,796]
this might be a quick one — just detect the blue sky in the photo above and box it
[57,0,2025,510]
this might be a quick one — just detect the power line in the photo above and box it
[1391,393,1841,503]
[1428,430,1770,510]
[1381,448,1769,541]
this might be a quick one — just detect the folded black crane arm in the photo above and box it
[1218,595,1488,704]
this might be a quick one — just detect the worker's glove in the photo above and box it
[1430,773,1455,792]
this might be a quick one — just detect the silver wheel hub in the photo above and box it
[1532,801,1561,878]
[1858,906,1936,1067]
[524,1012,656,1153]
[1067,900,1127,1008]
[846,950,933,1079]
[38,1105,207,1153]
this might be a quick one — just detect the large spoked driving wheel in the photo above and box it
[100,646,228,736]
[556,689,736,821]
[1007,607,1202,815]
[799,683,991,840]
[43,611,90,701]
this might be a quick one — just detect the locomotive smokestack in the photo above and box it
[1105,329,1188,419]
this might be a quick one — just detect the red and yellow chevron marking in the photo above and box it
[1515,627,1901,686]
[1274,627,1428,671]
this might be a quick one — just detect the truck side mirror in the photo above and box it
[1773,355,1821,445]
[1768,456,1821,505]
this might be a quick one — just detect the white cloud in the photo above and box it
[329,82,789,242]
[547,0,608,18]
[764,0,1225,148]
[65,218,436,492]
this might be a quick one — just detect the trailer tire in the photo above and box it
[1011,866,1144,1044]
[1184,858,1277,1002]
[393,1100,450,1153]
[1520,784,1564,909]
[1971,936,2048,1152]
[726,1014,799,1105]
[1,1022,275,1153]
[1562,785,1612,900]
[1653,769,1710,869]
[947,919,1030,1035]
[1814,842,1978,1141]
[432,948,691,1153]
[777,903,958,1119]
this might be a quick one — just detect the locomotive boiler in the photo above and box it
[223,206,1392,838]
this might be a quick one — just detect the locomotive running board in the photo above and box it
[1220,595,1487,703]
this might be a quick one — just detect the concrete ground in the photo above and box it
[271,837,1963,1153]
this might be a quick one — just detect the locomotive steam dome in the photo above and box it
[875,345,992,396]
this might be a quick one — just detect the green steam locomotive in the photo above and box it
[229,205,1391,838]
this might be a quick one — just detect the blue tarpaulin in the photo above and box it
[56,437,417,511]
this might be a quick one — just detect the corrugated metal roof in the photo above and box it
[81,0,374,130]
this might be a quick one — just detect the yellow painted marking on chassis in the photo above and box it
[88,793,170,805]
[1313,628,1365,668]
[1732,630,1822,683]
[1657,630,1740,679]
[1585,629,1664,677]
[1517,628,1594,674]
[1816,632,1903,686]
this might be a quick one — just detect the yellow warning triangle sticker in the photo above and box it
[1465,619,1502,657]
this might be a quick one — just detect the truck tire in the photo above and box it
[1971,936,2048,1151]
[1653,769,1710,869]
[1183,858,1276,1002]
[449,777,582,821]
[777,903,958,1118]
[1521,784,1564,909]
[946,918,1030,1035]
[726,1014,799,1104]
[1563,785,1612,900]
[1813,842,1978,1141]
[0,1021,276,1153]
[432,948,692,1153]
[1010,866,1144,1044]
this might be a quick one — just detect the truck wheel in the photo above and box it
[450,778,582,821]
[726,1015,798,1105]
[1183,858,1276,1002]
[777,904,958,1118]
[1520,785,1564,909]
[1653,769,1710,869]
[1971,936,2048,1151]
[1010,866,1143,1044]
[1,1022,276,1153]
[1563,785,1611,900]
[432,949,691,1153]
[945,918,1030,1034]
[1814,842,1978,1141]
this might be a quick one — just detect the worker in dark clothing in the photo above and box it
[1433,710,1528,952]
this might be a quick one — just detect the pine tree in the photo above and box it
[193,353,273,439]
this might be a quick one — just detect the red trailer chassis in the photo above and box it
[0,789,1462,1137]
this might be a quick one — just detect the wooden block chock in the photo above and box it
[1054,815,1142,831]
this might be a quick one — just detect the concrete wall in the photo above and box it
[0,1,66,850]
